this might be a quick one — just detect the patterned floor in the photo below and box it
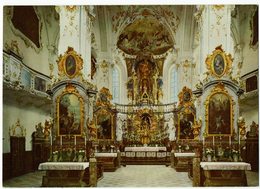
[2,165,259,187]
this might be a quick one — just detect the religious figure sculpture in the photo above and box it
[87,118,97,141]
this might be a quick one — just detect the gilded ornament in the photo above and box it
[56,47,83,79]
[205,45,233,78]
[205,82,234,136]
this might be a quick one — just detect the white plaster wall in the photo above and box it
[239,6,259,76]
[3,6,59,76]
[3,103,50,153]
[241,107,259,132]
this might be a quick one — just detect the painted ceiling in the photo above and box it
[117,17,174,55]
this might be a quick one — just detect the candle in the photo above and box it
[50,129,52,146]
[74,136,77,146]
[203,136,205,146]
[229,136,231,146]
[213,136,215,147]
[60,136,62,146]
[84,136,86,146]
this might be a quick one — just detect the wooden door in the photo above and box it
[10,136,25,177]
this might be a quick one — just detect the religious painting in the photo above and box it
[65,55,76,77]
[34,76,46,92]
[213,54,225,76]
[57,92,83,136]
[57,47,83,79]
[21,69,31,90]
[95,109,114,140]
[207,92,232,135]
[205,46,233,78]
[178,112,195,140]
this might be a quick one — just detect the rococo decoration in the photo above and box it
[57,47,83,79]
[56,83,84,136]
[177,86,196,140]
[205,82,234,136]
[205,45,233,78]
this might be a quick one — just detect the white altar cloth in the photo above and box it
[174,152,195,157]
[124,146,166,152]
[38,162,89,170]
[200,162,251,171]
[95,153,117,157]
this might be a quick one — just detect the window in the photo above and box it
[112,67,120,103]
[170,68,178,102]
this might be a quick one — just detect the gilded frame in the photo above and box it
[95,108,115,141]
[205,45,232,78]
[178,111,195,140]
[57,47,83,79]
[56,84,84,136]
[205,83,234,136]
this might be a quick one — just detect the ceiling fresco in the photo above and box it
[117,17,174,55]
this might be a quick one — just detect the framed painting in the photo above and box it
[65,55,76,77]
[34,76,46,92]
[95,109,115,140]
[57,90,84,136]
[206,89,233,136]
[212,54,225,77]
[178,112,195,140]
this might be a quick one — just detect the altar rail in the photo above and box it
[115,102,177,114]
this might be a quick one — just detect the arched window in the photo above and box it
[170,68,178,103]
[112,67,120,103]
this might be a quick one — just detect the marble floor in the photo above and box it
[2,165,259,187]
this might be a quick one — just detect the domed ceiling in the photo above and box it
[117,17,174,55]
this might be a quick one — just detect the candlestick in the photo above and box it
[84,136,86,147]
[60,136,62,146]
[229,136,231,146]
[74,136,76,146]
[213,136,215,147]
[50,129,52,146]
[202,136,205,146]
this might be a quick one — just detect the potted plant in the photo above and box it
[205,148,214,162]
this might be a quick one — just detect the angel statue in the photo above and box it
[87,118,97,141]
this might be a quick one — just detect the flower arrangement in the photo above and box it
[205,148,214,156]
[231,149,239,156]
[52,151,59,155]
[78,150,85,156]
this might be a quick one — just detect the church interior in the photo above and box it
[2,4,259,187]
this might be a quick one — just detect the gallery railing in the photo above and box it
[3,50,51,97]
[114,102,177,114]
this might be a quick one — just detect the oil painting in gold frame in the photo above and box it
[205,83,233,136]
[178,112,195,140]
[95,108,115,141]
[56,84,84,136]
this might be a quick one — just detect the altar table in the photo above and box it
[200,162,251,186]
[172,152,195,172]
[38,162,95,187]
[95,152,120,172]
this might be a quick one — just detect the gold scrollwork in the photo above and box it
[178,86,193,109]
[205,45,233,78]
[56,83,84,136]
[57,47,83,79]
[205,82,234,136]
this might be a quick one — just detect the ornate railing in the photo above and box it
[114,102,177,114]
[3,50,51,98]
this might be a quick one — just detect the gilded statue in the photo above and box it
[87,118,97,141]
[192,118,202,140]
[237,116,246,140]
